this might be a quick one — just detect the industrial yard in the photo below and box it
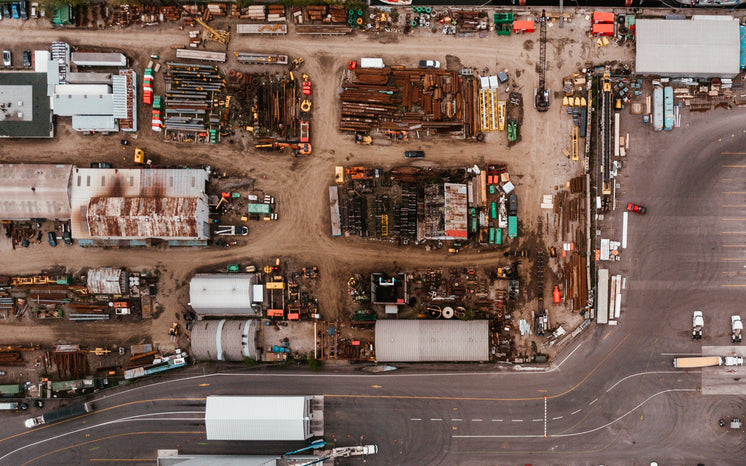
[2,2,746,463]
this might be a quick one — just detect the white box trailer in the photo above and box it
[205,396,324,441]
[360,58,385,69]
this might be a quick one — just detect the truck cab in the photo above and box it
[692,310,704,340]
[732,315,743,343]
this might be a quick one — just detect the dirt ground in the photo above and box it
[0,8,635,359]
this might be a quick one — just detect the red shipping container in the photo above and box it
[593,11,615,24]
[513,21,535,33]
[592,23,614,36]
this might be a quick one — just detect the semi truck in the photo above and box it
[0,401,28,411]
[692,310,704,339]
[25,402,92,428]
[732,315,743,343]
[673,356,743,369]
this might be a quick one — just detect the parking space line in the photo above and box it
[589,398,598,405]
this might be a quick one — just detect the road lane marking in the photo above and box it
[430,418,442,421]
[453,388,698,440]
[723,284,746,287]
[571,409,582,415]
[90,459,153,462]
[197,383,209,387]
[660,353,698,356]
[472,419,483,422]
[722,192,746,195]
[552,416,563,420]
[532,418,543,422]
[723,245,746,247]
[589,398,598,405]
[491,419,502,422]
[605,370,681,392]
[452,419,462,422]
[544,395,547,438]
[722,165,746,168]
[511,419,523,422]
[721,152,746,155]
[723,218,746,220]
[550,342,583,371]
[722,232,746,234]
[722,258,746,261]
[410,418,422,421]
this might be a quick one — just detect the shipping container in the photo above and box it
[508,215,517,238]
[360,58,385,69]
[512,21,535,33]
[652,86,663,132]
[490,202,498,220]
[495,227,503,245]
[664,86,674,131]
[488,227,496,244]
[592,23,614,36]
[593,11,615,24]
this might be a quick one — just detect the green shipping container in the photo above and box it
[488,227,495,244]
[490,202,498,220]
[495,227,503,245]
[508,216,517,238]
[247,203,271,214]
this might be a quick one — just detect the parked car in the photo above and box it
[0,7,3,19]
[33,400,44,409]
[47,232,57,247]
[62,230,72,245]
[30,2,37,19]
[404,150,425,158]
[419,59,441,69]
[626,203,647,215]
[11,2,18,19]
[2,4,9,18]
[90,162,112,168]
[3,50,10,67]
[19,1,27,20]
[22,50,30,68]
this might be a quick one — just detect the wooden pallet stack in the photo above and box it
[329,5,347,23]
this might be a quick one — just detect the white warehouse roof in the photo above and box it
[189,274,259,316]
[0,164,72,220]
[636,17,740,78]
[375,320,490,362]
[205,396,315,441]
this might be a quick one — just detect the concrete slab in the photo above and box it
[701,345,746,395]
[258,319,317,358]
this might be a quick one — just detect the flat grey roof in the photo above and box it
[636,18,740,78]
[0,164,72,220]
[0,72,53,138]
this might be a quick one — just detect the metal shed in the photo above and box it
[375,320,489,362]
[636,17,740,78]
[205,396,324,441]
[190,319,260,361]
[189,274,260,317]
[86,267,128,295]
[71,52,127,67]
[0,164,72,220]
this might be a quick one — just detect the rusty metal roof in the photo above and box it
[70,168,209,240]
[0,164,72,220]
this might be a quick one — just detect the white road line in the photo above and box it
[544,395,547,438]
[622,211,628,249]
[532,418,543,422]
[453,389,697,440]
[511,419,524,422]
[492,419,503,422]
[430,418,443,421]
[452,419,462,422]
[571,409,582,415]
[411,418,422,421]
[552,416,563,420]
[0,411,205,463]
[472,419,483,422]
[549,342,583,372]
[660,352,699,356]
[606,371,681,393]
[589,398,598,405]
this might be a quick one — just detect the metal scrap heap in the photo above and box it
[339,67,479,138]
[162,62,226,140]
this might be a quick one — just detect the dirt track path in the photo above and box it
[0,15,633,347]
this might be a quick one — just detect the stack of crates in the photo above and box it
[143,68,153,105]
[494,12,513,36]
[151,95,162,131]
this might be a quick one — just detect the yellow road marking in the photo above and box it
[722,165,746,168]
[723,284,746,287]
[722,152,746,155]
[22,431,202,466]
[722,245,746,248]
[723,205,746,208]
[371,385,382,388]
[722,192,746,195]
[722,258,746,261]
[722,232,746,234]
[723,218,746,221]
[198,383,209,387]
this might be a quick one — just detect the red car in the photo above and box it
[627,203,646,215]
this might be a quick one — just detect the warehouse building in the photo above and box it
[0,72,54,138]
[86,267,128,295]
[188,274,264,317]
[190,319,260,362]
[375,320,490,362]
[71,52,127,68]
[636,16,740,78]
[69,168,210,247]
[205,396,324,441]
[0,164,72,220]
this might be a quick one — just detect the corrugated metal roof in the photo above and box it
[0,164,72,220]
[444,183,468,239]
[86,197,204,239]
[86,267,126,294]
[636,18,740,78]
[71,52,127,67]
[189,274,258,316]
[111,75,128,118]
[72,114,117,131]
[191,319,259,361]
[53,92,114,116]
[375,320,490,362]
[205,396,310,441]
[69,168,209,240]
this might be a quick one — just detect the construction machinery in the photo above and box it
[355,133,372,145]
[256,141,312,156]
[732,315,743,343]
[602,71,612,93]
[290,56,304,71]
[134,148,146,164]
[534,10,550,112]
[693,310,704,340]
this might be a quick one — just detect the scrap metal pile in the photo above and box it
[339,67,479,138]
[162,62,226,143]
